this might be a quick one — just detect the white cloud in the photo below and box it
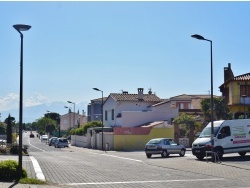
[0,93,19,111]
[0,93,49,111]
[24,93,49,107]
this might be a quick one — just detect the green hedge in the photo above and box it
[0,160,27,181]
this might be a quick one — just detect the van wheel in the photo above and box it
[146,154,152,158]
[179,149,185,157]
[196,155,204,160]
[239,152,246,156]
[161,150,169,158]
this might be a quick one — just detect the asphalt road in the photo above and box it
[23,132,250,188]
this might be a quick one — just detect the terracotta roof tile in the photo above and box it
[110,93,162,102]
[234,73,250,81]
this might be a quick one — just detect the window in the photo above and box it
[164,140,170,145]
[240,85,250,97]
[112,109,114,120]
[179,103,184,109]
[218,126,231,138]
[105,111,107,121]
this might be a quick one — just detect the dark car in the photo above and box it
[30,133,35,138]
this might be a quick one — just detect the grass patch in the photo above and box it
[18,177,47,184]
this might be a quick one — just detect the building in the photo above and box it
[60,109,87,131]
[219,63,250,119]
[103,88,178,127]
[170,94,219,121]
[87,97,108,122]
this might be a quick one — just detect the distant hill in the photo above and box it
[0,101,88,123]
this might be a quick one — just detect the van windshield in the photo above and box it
[199,126,220,138]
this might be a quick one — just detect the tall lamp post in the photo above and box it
[67,101,75,128]
[13,24,31,178]
[191,34,214,151]
[93,88,104,151]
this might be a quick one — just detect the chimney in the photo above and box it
[138,88,144,100]
[224,63,234,82]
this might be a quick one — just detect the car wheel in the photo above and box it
[179,149,185,157]
[146,154,152,158]
[196,155,204,160]
[239,152,246,156]
[161,150,169,158]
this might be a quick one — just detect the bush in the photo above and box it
[18,177,46,184]
[0,160,27,181]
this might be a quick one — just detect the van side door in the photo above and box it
[217,126,234,154]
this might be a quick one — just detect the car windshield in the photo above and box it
[199,126,220,138]
[60,139,67,142]
[147,139,162,144]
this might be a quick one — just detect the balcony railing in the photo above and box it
[227,95,250,105]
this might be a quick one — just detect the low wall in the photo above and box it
[71,133,114,150]
[71,135,88,147]
[114,127,174,151]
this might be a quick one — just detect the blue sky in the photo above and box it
[1,1,250,114]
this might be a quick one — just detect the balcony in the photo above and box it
[227,95,250,105]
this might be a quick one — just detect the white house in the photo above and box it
[103,88,179,127]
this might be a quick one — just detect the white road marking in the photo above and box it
[28,136,46,152]
[29,156,45,181]
[66,178,225,186]
[29,143,46,152]
[101,153,143,162]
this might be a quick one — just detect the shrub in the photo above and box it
[0,160,27,181]
[19,177,46,184]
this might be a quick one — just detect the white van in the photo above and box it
[192,119,250,160]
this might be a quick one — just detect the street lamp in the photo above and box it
[64,106,72,129]
[242,95,247,119]
[67,101,75,128]
[191,34,214,152]
[93,88,104,151]
[13,24,31,178]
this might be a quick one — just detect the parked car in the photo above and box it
[54,138,69,148]
[0,139,6,147]
[145,138,186,158]
[41,135,48,141]
[48,137,58,146]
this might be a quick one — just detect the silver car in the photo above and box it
[145,138,186,158]
[54,138,69,148]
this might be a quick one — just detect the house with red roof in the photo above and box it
[103,88,179,127]
[219,63,250,119]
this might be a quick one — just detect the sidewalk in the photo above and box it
[0,154,53,187]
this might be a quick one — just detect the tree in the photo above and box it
[201,97,232,122]
[36,117,56,135]
[44,112,60,124]
[70,121,102,136]
[0,122,6,134]
[173,113,202,147]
